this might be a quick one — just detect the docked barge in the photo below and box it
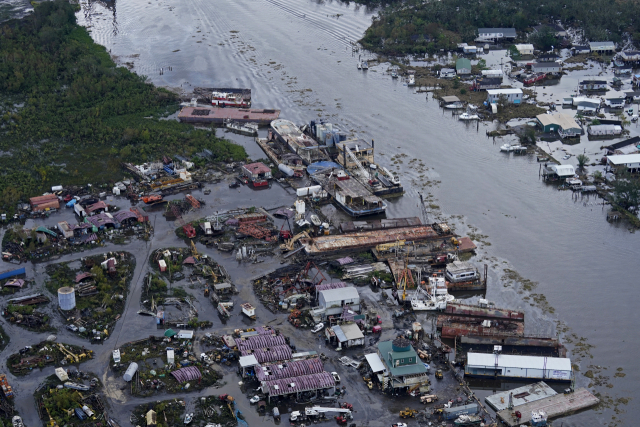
[310,167,386,217]
[178,106,280,125]
[270,119,329,165]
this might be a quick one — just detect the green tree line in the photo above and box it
[358,0,640,55]
[0,0,246,211]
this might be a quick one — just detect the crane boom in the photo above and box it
[344,146,369,180]
[419,193,429,225]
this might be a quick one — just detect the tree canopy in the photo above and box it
[358,0,640,55]
[0,0,246,211]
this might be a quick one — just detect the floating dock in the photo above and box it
[496,388,599,426]
[485,381,557,411]
[301,226,439,255]
[178,106,280,125]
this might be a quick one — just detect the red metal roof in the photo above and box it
[243,162,271,174]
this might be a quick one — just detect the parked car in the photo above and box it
[311,323,324,333]
[331,372,341,383]
[67,325,79,332]
[249,395,260,404]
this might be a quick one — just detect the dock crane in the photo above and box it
[419,193,430,225]
[344,145,370,181]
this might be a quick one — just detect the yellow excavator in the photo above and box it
[280,231,310,252]
[46,407,59,427]
[375,240,405,253]
[190,240,200,260]
[57,343,79,363]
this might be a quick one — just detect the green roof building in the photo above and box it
[456,58,472,75]
[377,337,429,390]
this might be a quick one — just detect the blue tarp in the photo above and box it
[0,267,26,280]
[307,161,342,175]
[66,199,77,207]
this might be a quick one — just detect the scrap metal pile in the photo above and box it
[252,262,325,313]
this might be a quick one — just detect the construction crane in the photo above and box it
[280,231,310,251]
[190,240,200,260]
[398,260,415,304]
[344,145,370,180]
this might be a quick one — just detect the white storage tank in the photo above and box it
[58,287,76,311]
[51,185,63,192]
[278,164,294,177]
[296,185,322,197]
[123,362,138,382]
[295,200,305,216]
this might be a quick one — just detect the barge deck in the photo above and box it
[444,302,524,321]
[437,315,525,339]
[486,381,557,412]
[311,169,386,217]
[270,119,329,165]
[178,106,280,125]
[496,388,599,426]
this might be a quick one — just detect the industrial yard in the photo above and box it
[0,152,603,427]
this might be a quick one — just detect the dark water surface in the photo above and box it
[2,0,638,424]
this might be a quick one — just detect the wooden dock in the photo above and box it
[496,388,599,426]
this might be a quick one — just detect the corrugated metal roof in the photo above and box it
[607,153,640,165]
[365,353,386,373]
[340,323,364,340]
[239,355,259,368]
[331,325,348,342]
[319,287,359,302]
[467,352,571,371]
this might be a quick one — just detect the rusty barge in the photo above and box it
[437,315,525,339]
[178,106,280,125]
[444,302,524,321]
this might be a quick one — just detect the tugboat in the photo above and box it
[530,410,548,427]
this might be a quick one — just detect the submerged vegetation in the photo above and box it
[0,0,246,211]
[358,0,640,55]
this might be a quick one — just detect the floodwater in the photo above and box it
[1,0,639,424]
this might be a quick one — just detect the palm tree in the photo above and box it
[577,153,590,170]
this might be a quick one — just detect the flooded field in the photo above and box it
[1,0,639,425]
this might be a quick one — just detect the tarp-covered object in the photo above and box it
[171,366,202,383]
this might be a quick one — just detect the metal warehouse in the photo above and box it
[317,287,360,317]
[465,353,572,381]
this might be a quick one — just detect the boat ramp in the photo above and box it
[496,388,599,426]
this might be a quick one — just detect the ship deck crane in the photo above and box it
[344,145,370,181]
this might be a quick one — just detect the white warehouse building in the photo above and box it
[465,353,572,381]
[315,287,360,319]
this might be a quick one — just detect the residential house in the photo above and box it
[604,97,625,109]
[376,337,429,391]
[604,137,640,155]
[589,41,615,55]
[587,124,623,137]
[614,66,633,76]
[486,88,523,104]
[536,113,581,138]
[606,154,640,173]
[456,58,471,75]
[481,69,503,78]
[579,80,608,91]
[476,28,517,43]
[533,24,567,38]
[514,44,534,56]
[572,45,591,55]
[624,91,640,102]
[620,51,640,62]
[537,53,560,62]
[439,68,456,79]
[531,62,562,74]
[571,96,601,114]
[543,164,576,180]
[473,77,502,91]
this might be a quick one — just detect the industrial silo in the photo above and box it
[58,287,76,311]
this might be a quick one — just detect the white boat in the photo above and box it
[224,119,258,135]
[411,275,454,311]
[184,413,193,425]
[444,101,464,109]
[361,60,369,70]
[391,70,399,79]
[407,74,415,86]
[357,62,361,70]
[459,113,480,121]
[12,417,23,427]
[500,143,526,152]
[309,214,321,227]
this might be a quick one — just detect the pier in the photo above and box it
[496,388,599,426]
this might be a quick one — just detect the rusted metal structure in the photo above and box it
[237,224,272,240]
[438,315,525,339]
[301,226,439,255]
[339,217,422,233]
[444,302,524,321]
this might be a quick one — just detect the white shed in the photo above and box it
[514,44,534,55]
[317,287,360,317]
